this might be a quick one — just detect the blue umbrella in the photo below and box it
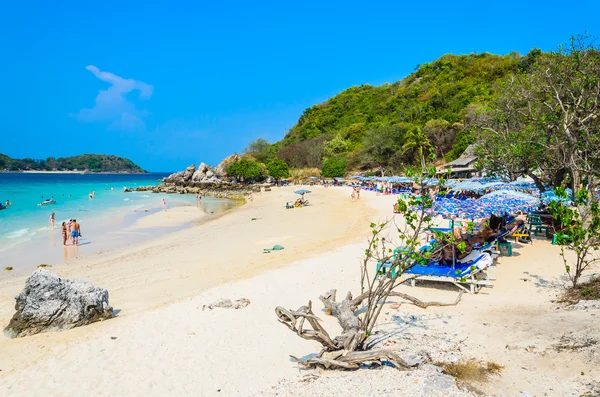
[295,189,312,195]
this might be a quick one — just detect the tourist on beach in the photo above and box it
[5,200,10,207]
[249,192,254,203]
[162,199,167,207]
[67,219,73,244]
[351,190,356,202]
[61,222,68,246]
[71,219,81,246]
[49,212,55,227]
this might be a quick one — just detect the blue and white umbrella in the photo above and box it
[295,189,312,195]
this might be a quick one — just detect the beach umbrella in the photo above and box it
[295,189,312,195]
[540,188,573,205]
[476,190,540,216]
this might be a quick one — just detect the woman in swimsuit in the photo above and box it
[61,222,68,246]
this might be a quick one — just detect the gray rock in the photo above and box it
[3,269,113,338]
[215,154,242,177]
[182,164,196,182]
[205,298,251,310]
[206,170,214,178]
[573,300,600,310]
[423,372,456,393]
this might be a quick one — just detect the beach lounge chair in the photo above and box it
[404,252,494,294]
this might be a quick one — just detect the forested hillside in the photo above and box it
[243,51,542,176]
[0,154,146,173]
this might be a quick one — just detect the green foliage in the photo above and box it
[0,153,146,173]
[322,134,349,158]
[360,124,407,174]
[278,53,520,169]
[226,159,264,182]
[549,187,600,287]
[266,158,290,180]
[321,157,347,178]
[245,138,277,164]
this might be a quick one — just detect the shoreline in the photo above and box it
[2,170,152,174]
[0,194,239,277]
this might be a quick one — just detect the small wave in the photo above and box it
[5,228,29,239]
[141,195,150,198]
[123,198,131,201]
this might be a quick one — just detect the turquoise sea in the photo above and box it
[0,173,234,269]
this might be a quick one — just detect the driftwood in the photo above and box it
[275,289,463,370]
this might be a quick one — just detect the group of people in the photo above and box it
[61,219,82,246]
[431,214,525,265]
[48,212,82,246]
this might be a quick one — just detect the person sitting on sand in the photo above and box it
[71,219,81,246]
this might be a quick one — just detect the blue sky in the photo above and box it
[1,1,598,171]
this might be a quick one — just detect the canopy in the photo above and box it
[476,190,539,215]
[295,189,312,195]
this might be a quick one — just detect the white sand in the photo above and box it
[0,187,598,396]
[127,205,206,230]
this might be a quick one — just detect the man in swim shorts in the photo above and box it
[71,219,81,246]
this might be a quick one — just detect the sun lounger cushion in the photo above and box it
[405,253,492,278]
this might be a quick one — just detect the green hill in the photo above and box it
[0,154,147,173]
[266,51,539,171]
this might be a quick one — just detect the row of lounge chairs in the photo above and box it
[376,219,530,294]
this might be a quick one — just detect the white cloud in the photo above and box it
[74,65,153,130]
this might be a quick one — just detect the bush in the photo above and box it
[321,157,347,178]
[226,159,264,182]
[266,159,290,181]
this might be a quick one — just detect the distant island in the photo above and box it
[0,153,147,174]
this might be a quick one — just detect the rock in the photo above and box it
[215,154,242,177]
[573,300,600,310]
[399,353,424,367]
[3,269,113,338]
[206,170,214,178]
[205,298,251,310]
[182,164,196,182]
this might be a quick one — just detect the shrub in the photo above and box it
[321,157,347,178]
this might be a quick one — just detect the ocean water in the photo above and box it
[0,172,232,255]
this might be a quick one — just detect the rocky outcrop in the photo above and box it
[131,183,261,199]
[3,269,114,338]
[191,162,222,183]
[182,164,196,181]
[215,154,242,178]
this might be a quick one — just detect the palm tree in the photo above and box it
[402,127,431,171]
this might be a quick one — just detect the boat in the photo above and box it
[38,199,56,206]
[0,205,6,210]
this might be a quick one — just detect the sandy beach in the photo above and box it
[0,186,598,396]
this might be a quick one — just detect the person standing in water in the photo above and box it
[61,222,68,246]
[49,212,55,228]
[71,219,81,246]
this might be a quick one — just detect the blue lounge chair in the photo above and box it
[404,252,494,294]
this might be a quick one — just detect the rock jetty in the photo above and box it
[4,269,114,338]
[127,155,268,199]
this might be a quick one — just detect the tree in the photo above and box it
[321,157,347,178]
[360,125,406,176]
[549,188,600,287]
[323,134,349,159]
[402,127,431,171]
[278,136,326,168]
[424,119,455,158]
[266,159,290,182]
[226,159,264,182]
[476,34,600,193]
[275,167,464,370]
[244,138,275,164]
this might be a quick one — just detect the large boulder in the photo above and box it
[3,269,114,338]
[215,154,242,178]
[182,164,196,182]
